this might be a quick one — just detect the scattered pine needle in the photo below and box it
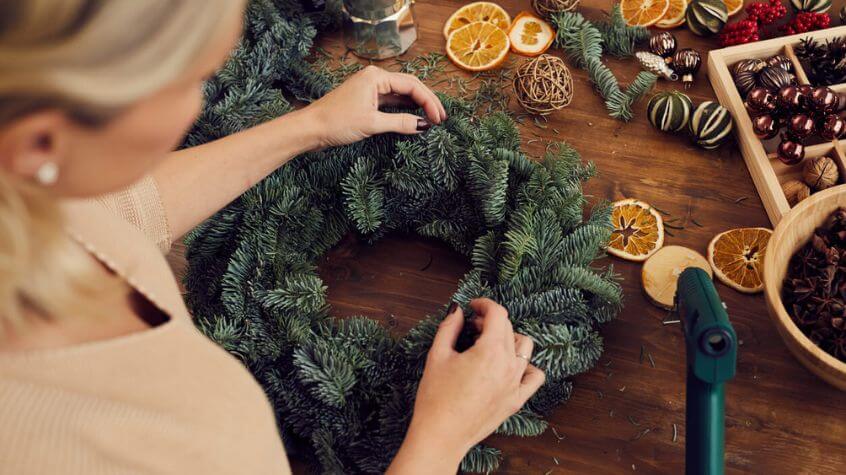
[672,423,678,443]
[691,218,704,228]
[651,205,671,216]
[734,196,749,204]
[647,352,656,368]
[632,428,651,441]
[419,254,433,271]
[628,415,641,426]
[551,427,566,441]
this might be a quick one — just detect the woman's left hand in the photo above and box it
[304,65,447,149]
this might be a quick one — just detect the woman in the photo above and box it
[0,1,544,473]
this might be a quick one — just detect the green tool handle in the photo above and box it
[685,368,725,475]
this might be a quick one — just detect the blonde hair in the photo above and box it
[0,0,241,334]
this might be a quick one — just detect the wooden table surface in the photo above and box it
[296,1,846,473]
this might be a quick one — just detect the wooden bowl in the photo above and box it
[763,186,846,390]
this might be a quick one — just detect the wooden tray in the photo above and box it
[708,26,846,225]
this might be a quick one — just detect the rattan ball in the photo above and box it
[533,0,581,17]
[513,54,574,116]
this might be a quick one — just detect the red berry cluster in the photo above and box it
[746,0,787,25]
[718,0,787,47]
[719,19,759,47]
[781,12,831,35]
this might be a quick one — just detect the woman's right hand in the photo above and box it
[387,298,545,474]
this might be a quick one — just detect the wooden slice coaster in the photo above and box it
[642,245,713,309]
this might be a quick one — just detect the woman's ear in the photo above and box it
[0,111,69,184]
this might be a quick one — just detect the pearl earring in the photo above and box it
[34,162,59,186]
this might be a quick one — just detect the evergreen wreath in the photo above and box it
[551,6,657,121]
[183,1,622,473]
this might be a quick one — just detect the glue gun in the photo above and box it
[674,268,737,475]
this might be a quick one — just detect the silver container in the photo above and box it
[342,0,417,59]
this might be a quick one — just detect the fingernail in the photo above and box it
[416,118,431,131]
[446,301,458,316]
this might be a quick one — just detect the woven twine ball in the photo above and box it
[533,0,581,17]
[513,54,574,116]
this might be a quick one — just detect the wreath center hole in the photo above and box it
[318,233,470,335]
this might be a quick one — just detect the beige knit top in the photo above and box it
[0,176,291,474]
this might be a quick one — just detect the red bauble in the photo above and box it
[788,114,816,140]
[811,87,840,114]
[776,85,803,111]
[746,87,778,114]
[797,85,814,110]
[819,114,846,140]
[777,137,805,165]
[753,114,780,139]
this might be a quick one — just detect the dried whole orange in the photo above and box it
[446,21,511,72]
[443,1,511,39]
[607,199,665,261]
[620,0,671,27]
[707,227,772,293]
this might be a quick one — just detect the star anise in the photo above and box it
[783,207,846,363]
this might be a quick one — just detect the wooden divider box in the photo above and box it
[708,26,846,225]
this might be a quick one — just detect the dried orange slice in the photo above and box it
[443,1,511,39]
[607,199,665,262]
[446,21,510,72]
[508,12,555,57]
[620,0,671,26]
[724,0,743,16]
[707,227,772,293]
[656,0,688,28]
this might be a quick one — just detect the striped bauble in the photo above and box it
[791,0,831,12]
[647,91,693,133]
[686,0,728,36]
[689,101,734,150]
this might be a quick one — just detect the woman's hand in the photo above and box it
[387,298,545,474]
[304,65,447,149]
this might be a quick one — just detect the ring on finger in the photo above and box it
[516,353,531,362]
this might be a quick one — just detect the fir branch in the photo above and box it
[550,10,654,121]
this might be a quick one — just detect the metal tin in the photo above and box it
[343,0,417,59]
